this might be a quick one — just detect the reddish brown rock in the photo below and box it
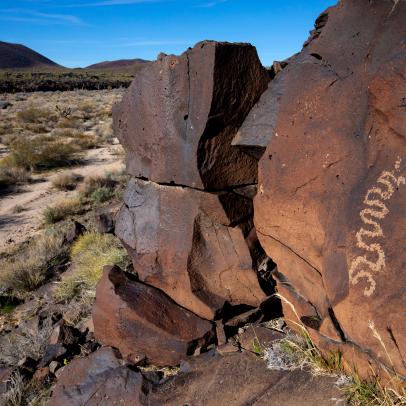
[114,40,269,190]
[92,266,216,366]
[48,347,149,406]
[149,350,344,405]
[238,0,406,379]
[116,178,267,320]
[237,325,283,353]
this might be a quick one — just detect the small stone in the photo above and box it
[49,361,60,374]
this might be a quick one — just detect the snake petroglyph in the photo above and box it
[349,157,405,297]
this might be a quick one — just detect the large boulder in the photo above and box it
[116,178,267,320]
[92,266,216,366]
[236,0,406,379]
[114,40,269,190]
[48,347,149,406]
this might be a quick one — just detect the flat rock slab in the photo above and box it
[92,266,215,366]
[149,351,345,406]
[48,347,149,406]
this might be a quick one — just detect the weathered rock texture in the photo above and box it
[236,0,406,380]
[150,350,344,406]
[93,266,215,366]
[112,40,272,326]
[49,347,149,406]
[49,339,345,406]
[114,40,269,190]
[116,178,266,320]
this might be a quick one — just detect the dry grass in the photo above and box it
[0,365,52,405]
[17,106,55,124]
[54,232,129,301]
[0,230,67,296]
[265,294,406,406]
[78,174,116,197]
[51,171,83,191]
[43,196,83,224]
[0,89,124,189]
[1,136,82,172]
[0,165,30,187]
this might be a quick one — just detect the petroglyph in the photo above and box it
[349,158,405,297]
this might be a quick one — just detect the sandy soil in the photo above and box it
[0,144,123,251]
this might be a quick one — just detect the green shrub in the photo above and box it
[55,232,128,301]
[78,174,115,197]
[90,186,115,203]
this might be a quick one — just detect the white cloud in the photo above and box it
[0,8,85,25]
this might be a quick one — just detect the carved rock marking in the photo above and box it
[349,158,405,297]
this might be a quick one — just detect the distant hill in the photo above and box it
[86,59,149,70]
[0,41,60,69]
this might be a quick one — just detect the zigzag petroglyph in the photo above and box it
[349,158,405,297]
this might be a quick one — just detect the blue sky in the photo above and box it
[0,0,337,68]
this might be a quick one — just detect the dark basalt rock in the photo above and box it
[114,40,269,190]
[48,347,149,406]
[115,178,267,320]
[237,0,406,380]
[92,266,216,366]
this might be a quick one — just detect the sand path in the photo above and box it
[0,145,123,251]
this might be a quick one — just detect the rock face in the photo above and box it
[236,0,406,379]
[116,178,266,320]
[48,347,149,406]
[114,40,269,190]
[113,40,271,323]
[92,266,216,366]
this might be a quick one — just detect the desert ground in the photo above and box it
[0,89,125,249]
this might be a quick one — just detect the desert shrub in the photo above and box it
[0,132,18,146]
[51,171,82,191]
[78,174,116,197]
[55,232,128,301]
[12,205,25,214]
[56,117,82,129]
[17,106,53,124]
[0,120,13,136]
[43,197,82,224]
[90,186,115,203]
[73,133,99,150]
[95,122,113,142]
[24,123,49,134]
[78,101,96,119]
[0,166,30,187]
[0,230,67,296]
[8,136,80,170]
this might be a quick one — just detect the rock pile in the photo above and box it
[93,40,278,366]
[46,0,406,403]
